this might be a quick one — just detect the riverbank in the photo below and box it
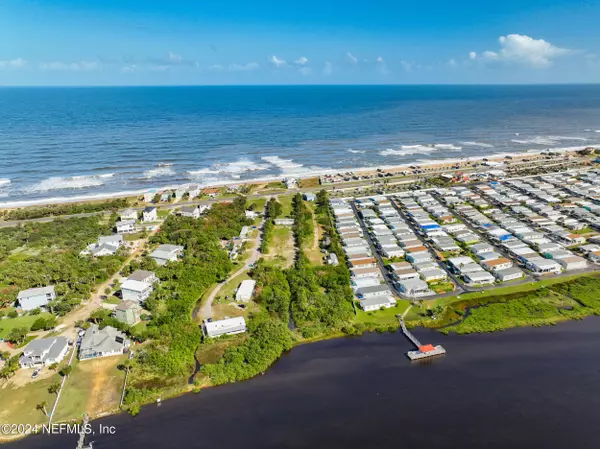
[8,315,600,449]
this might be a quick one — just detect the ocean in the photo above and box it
[8,318,600,449]
[1,84,600,206]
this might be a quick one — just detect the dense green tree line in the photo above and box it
[200,314,293,385]
[251,261,291,322]
[260,198,282,253]
[286,191,354,338]
[291,193,314,248]
[2,198,129,221]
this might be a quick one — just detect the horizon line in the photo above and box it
[1,82,600,89]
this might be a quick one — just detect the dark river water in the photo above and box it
[9,318,600,449]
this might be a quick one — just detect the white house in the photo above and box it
[98,234,124,248]
[356,285,392,299]
[274,218,294,226]
[186,185,200,199]
[143,206,158,222]
[359,296,396,312]
[525,258,562,275]
[396,279,432,297]
[120,209,138,221]
[494,267,524,282]
[236,279,256,302]
[17,286,56,311]
[149,244,184,265]
[116,220,136,234]
[178,206,200,219]
[175,186,188,200]
[19,337,69,368]
[121,279,154,303]
[463,271,496,285]
[203,317,247,338]
[556,256,587,271]
[419,268,447,282]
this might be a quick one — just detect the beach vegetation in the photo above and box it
[1,198,129,221]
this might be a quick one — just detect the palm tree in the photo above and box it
[36,401,48,416]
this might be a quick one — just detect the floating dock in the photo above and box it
[399,318,446,360]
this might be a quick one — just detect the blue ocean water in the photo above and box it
[1,85,600,205]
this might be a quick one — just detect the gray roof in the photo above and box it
[90,243,119,256]
[17,285,54,300]
[128,270,156,282]
[495,266,523,277]
[180,206,198,214]
[80,324,129,355]
[98,234,123,244]
[115,300,142,312]
[356,285,391,295]
[144,206,157,213]
[20,337,68,366]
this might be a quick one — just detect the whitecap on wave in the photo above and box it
[460,141,495,148]
[347,149,366,154]
[0,178,10,187]
[144,166,176,178]
[188,158,270,180]
[379,143,462,157]
[24,174,114,193]
[511,136,588,145]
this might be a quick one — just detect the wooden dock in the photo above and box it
[398,317,446,360]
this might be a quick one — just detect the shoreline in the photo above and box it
[0,145,593,209]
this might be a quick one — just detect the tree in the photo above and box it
[6,327,28,344]
[36,401,48,416]
[59,365,73,377]
[0,351,11,360]
[48,382,61,395]
[48,362,59,371]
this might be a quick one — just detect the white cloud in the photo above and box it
[0,58,27,69]
[323,61,333,75]
[167,51,183,62]
[376,56,384,63]
[474,34,571,68]
[294,56,308,65]
[448,58,457,67]
[400,60,415,72]
[346,52,358,64]
[229,62,260,71]
[122,64,138,73]
[40,61,100,71]
[376,56,388,74]
[299,66,312,76]
[270,55,286,67]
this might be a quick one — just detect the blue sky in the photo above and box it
[1,0,600,85]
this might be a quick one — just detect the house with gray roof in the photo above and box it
[17,286,55,311]
[149,244,184,265]
[79,324,130,360]
[19,337,69,368]
[127,270,157,284]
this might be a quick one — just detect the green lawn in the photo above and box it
[354,300,412,325]
[216,271,252,302]
[157,209,171,219]
[247,198,266,211]
[0,312,54,339]
[278,195,294,217]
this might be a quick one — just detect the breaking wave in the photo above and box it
[511,136,588,145]
[143,166,176,178]
[460,141,495,148]
[347,149,366,154]
[24,174,114,193]
[0,178,10,187]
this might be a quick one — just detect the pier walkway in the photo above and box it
[398,316,446,361]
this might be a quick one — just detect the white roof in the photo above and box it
[237,279,256,297]
[17,285,54,299]
[121,279,151,293]
[204,317,247,337]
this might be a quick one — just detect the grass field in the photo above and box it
[0,312,54,339]
[354,300,412,325]
[0,373,59,429]
[303,202,324,266]
[54,356,126,422]
[157,209,171,219]
[263,226,295,268]
[247,198,266,211]
[299,178,321,189]
[278,195,294,217]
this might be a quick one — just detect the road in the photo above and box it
[349,201,399,298]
